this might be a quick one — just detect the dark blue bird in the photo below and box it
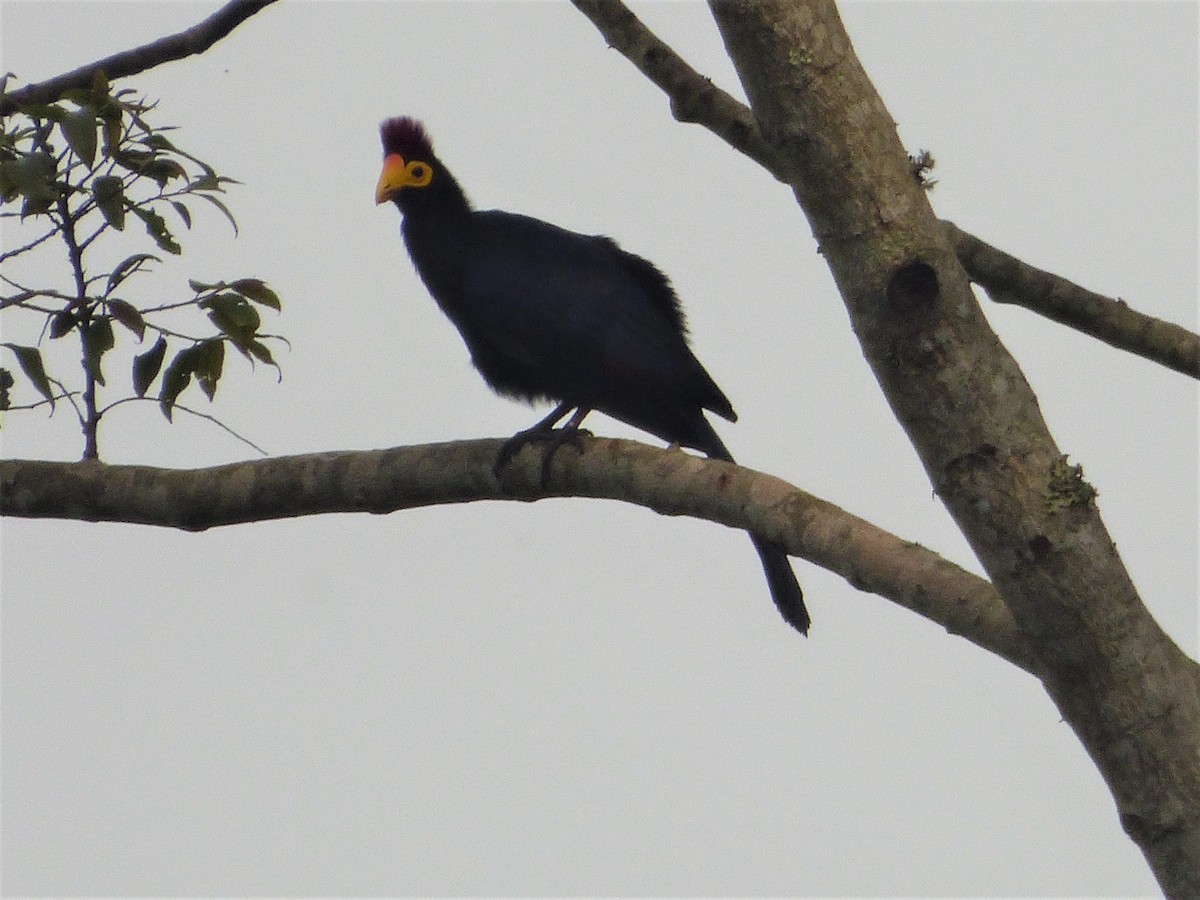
[375,117,808,635]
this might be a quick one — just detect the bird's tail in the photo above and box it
[749,534,810,635]
[696,422,810,636]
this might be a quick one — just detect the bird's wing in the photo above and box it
[457,212,732,420]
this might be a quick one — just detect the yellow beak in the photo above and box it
[374,153,411,205]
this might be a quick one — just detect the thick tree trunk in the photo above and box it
[706,0,1200,893]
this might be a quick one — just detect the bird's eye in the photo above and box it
[406,161,432,187]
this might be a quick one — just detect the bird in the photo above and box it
[375,116,809,635]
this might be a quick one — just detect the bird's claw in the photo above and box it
[493,425,592,486]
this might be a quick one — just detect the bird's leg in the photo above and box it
[534,406,592,486]
[493,402,573,476]
[493,403,593,486]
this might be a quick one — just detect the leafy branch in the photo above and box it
[1,71,283,459]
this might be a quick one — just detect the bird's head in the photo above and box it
[375,116,436,205]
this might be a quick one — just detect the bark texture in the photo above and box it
[944,221,1200,378]
[0,441,1030,668]
[706,0,1199,892]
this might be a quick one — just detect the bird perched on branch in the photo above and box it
[375,116,809,635]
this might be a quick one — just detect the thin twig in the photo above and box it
[1,0,280,115]
[98,396,268,456]
[47,376,85,423]
[0,227,60,265]
[0,274,80,307]
[5,387,80,418]
[169,403,268,456]
[138,298,205,315]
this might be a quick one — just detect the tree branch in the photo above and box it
[568,1,1199,381]
[568,0,791,181]
[0,437,1031,671]
[944,221,1200,378]
[702,0,1199,891]
[0,0,279,115]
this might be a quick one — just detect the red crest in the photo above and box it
[380,117,434,159]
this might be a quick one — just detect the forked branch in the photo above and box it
[569,0,1198,379]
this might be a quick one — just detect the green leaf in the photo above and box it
[111,147,155,175]
[5,150,58,215]
[195,191,238,235]
[142,157,188,186]
[90,69,110,106]
[60,107,98,166]
[17,102,66,122]
[106,252,159,294]
[159,344,202,421]
[130,205,181,254]
[169,200,192,229]
[49,310,77,339]
[101,112,122,155]
[141,132,181,154]
[92,174,125,229]
[187,172,221,192]
[2,343,54,409]
[106,298,146,340]
[0,161,16,201]
[229,278,281,311]
[83,317,115,386]
[111,143,189,186]
[0,367,13,411]
[21,194,53,218]
[133,336,167,398]
[188,278,219,294]
[194,339,225,401]
[246,339,279,371]
[205,293,260,343]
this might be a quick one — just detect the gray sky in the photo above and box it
[1,1,1196,895]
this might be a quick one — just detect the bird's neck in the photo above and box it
[398,169,476,305]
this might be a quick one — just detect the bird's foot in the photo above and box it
[493,423,591,486]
